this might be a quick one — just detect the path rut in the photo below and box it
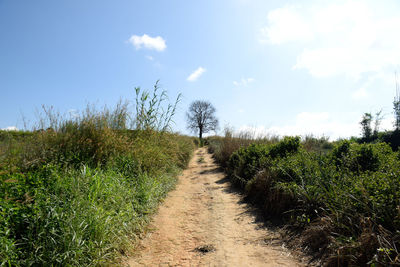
[127,147,306,267]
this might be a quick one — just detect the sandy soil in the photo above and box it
[126,147,307,267]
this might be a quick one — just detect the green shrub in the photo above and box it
[207,128,278,168]
[218,135,400,266]
[331,141,392,173]
[269,136,301,159]
[227,137,301,188]
[331,139,351,167]
[228,144,269,186]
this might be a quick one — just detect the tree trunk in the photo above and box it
[199,127,203,140]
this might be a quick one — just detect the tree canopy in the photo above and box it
[186,100,218,140]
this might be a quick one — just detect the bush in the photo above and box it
[227,137,301,188]
[207,128,279,168]
[269,136,301,158]
[215,134,400,266]
[380,130,400,151]
[331,141,392,173]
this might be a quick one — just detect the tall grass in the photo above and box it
[0,82,195,266]
[134,80,181,131]
[207,127,278,168]
[209,131,400,266]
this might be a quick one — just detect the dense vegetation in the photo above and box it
[2,79,399,266]
[208,131,400,266]
[0,84,195,266]
[357,129,400,152]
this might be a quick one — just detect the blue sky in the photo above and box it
[1,0,400,139]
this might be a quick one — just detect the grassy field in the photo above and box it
[208,130,400,266]
[2,84,399,266]
[0,85,195,266]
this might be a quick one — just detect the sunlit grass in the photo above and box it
[208,130,400,266]
[0,82,195,266]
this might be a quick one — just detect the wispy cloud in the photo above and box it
[240,111,367,139]
[128,34,166,51]
[187,67,206,82]
[145,55,154,61]
[261,2,400,79]
[233,78,255,87]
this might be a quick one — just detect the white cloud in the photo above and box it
[261,1,400,79]
[260,5,314,44]
[187,67,206,82]
[240,112,361,140]
[128,34,166,51]
[146,55,154,61]
[2,126,18,131]
[233,78,255,87]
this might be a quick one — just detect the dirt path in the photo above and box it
[126,147,307,267]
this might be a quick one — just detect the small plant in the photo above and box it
[134,80,181,131]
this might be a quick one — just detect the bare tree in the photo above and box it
[186,100,218,140]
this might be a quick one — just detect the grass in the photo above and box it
[0,82,195,266]
[207,130,400,266]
